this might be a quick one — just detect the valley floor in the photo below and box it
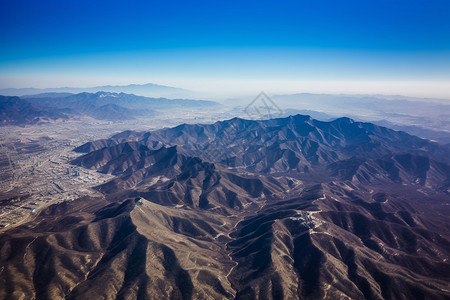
[0,109,231,230]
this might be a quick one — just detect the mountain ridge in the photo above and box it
[0,91,220,124]
[0,82,192,98]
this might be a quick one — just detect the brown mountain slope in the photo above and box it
[1,181,449,299]
[1,115,450,299]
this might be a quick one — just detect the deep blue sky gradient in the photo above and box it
[1,0,449,94]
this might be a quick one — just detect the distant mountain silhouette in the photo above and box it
[0,91,220,124]
[0,95,70,125]
[0,82,193,98]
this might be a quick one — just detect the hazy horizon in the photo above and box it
[1,0,449,99]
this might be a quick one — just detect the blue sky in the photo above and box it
[1,0,450,97]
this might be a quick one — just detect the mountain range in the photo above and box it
[1,115,449,299]
[0,91,220,124]
[0,83,192,98]
[277,109,450,145]
[0,95,71,125]
[271,93,450,143]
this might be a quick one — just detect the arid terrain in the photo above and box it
[0,105,233,231]
[2,0,450,298]
[1,114,449,299]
